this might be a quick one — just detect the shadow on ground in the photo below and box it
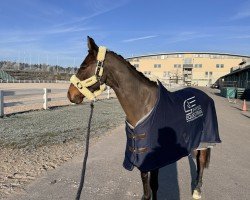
[157,155,197,200]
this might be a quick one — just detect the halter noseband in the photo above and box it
[70,46,107,101]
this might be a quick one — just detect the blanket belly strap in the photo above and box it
[128,146,148,154]
[128,132,146,140]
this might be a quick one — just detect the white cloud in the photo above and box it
[122,35,158,43]
[56,0,131,27]
[231,0,250,20]
[166,32,213,44]
[228,35,250,39]
[0,37,37,44]
[232,10,250,20]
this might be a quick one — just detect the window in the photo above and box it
[144,71,151,75]
[184,58,192,64]
[194,64,202,68]
[169,54,178,58]
[205,71,213,77]
[134,64,139,68]
[174,64,181,68]
[216,64,224,68]
[154,64,161,68]
[203,54,209,58]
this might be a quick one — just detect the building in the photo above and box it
[217,59,250,100]
[127,52,250,86]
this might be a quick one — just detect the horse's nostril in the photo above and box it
[67,91,73,102]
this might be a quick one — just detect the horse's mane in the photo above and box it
[110,51,157,86]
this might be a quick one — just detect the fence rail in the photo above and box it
[0,79,69,83]
[0,87,113,117]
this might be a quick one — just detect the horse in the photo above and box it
[67,36,221,200]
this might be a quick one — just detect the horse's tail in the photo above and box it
[205,148,211,168]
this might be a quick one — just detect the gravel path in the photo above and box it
[0,98,125,198]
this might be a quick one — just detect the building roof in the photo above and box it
[127,52,250,59]
[221,65,250,78]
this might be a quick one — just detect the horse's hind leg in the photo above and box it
[193,148,211,199]
[150,169,159,200]
[141,171,151,200]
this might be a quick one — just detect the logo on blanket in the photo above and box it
[183,96,203,122]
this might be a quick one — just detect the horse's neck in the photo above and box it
[105,53,158,127]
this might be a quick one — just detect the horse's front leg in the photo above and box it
[140,171,151,200]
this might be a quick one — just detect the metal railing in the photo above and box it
[0,87,113,117]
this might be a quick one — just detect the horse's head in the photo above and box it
[67,36,106,104]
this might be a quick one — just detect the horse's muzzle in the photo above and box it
[67,84,84,104]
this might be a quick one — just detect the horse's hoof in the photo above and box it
[192,189,201,199]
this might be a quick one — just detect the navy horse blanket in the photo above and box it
[123,82,221,171]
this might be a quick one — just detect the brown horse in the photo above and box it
[68,37,220,200]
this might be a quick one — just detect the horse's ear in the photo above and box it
[87,36,98,52]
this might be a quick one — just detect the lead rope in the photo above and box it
[75,101,94,200]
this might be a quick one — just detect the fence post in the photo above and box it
[43,88,48,109]
[107,86,110,99]
[0,91,4,117]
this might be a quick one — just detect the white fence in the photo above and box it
[0,87,113,117]
[0,79,69,83]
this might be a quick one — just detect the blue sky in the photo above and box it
[0,0,250,67]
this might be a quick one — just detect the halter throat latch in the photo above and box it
[70,46,107,101]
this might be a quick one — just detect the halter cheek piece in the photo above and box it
[70,46,107,101]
